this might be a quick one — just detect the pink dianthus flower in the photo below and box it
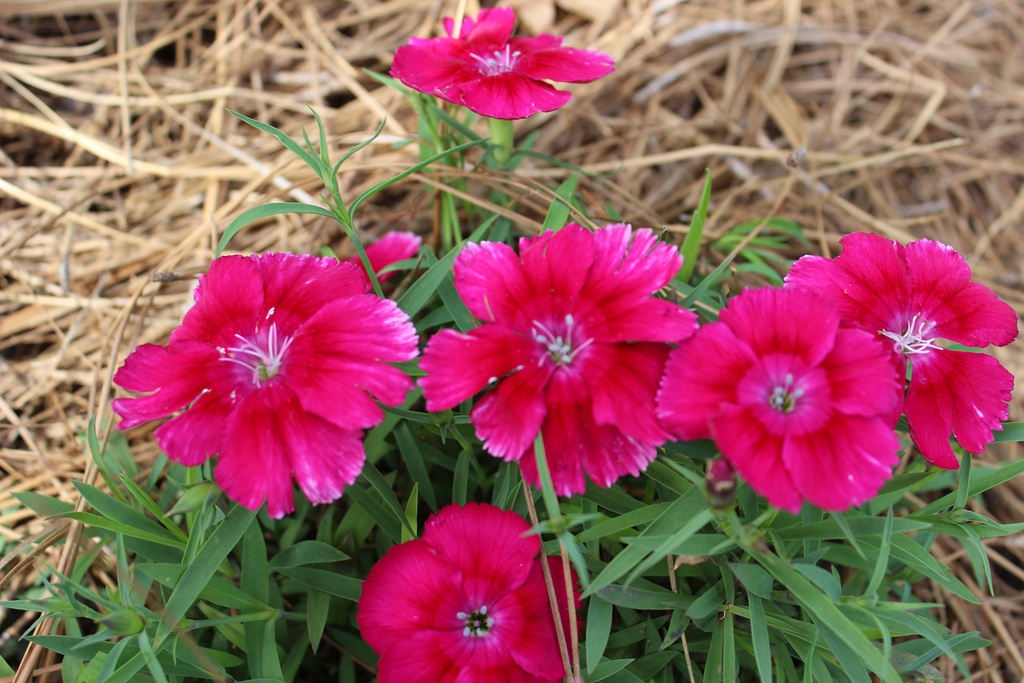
[112,252,418,518]
[354,231,421,284]
[419,223,698,495]
[358,502,579,683]
[657,287,903,513]
[786,233,1018,468]
[390,7,615,120]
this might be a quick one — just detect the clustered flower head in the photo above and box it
[357,503,579,683]
[112,252,418,518]
[419,222,698,495]
[390,6,615,120]
[787,232,1018,468]
[658,286,904,512]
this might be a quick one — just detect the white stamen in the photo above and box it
[470,45,522,76]
[879,314,942,356]
[219,323,294,386]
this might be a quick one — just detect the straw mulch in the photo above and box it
[1,0,1022,680]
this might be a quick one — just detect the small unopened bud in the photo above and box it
[705,458,737,510]
[99,608,145,636]
[430,409,454,426]
[167,481,219,516]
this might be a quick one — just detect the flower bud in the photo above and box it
[99,607,145,636]
[705,458,737,510]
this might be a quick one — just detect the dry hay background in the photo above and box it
[1,0,1023,680]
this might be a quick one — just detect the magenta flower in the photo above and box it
[112,253,418,518]
[420,223,698,495]
[353,231,421,285]
[390,7,615,120]
[787,233,1018,468]
[358,503,578,683]
[657,287,903,513]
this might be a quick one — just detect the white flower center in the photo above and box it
[457,605,495,637]
[220,323,293,386]
[879,314,941,356]
[531,314,594,367]
[768,373,803,413]
[471,45,522,76]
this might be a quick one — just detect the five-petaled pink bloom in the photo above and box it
[112,252,418,518]
[358,503,578,683]
[786,233,1018,469]
[657,287,903,513]
[354,231,421,285]
[390,7,615,120]
[419,223,698,496]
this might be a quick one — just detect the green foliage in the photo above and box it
[8,104,1022,683]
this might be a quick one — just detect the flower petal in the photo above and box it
[522,370,658,495]
[112,341,224,429]
[470,357,553,461]
[584,342,671,445]
[719,287,839,366]
[214,383,298,518]
[518,224,594,321]
[257,253,367,334]
[786,232,912,334]
[905,349,1014,468]
[151,393,231,466]
[820,328,903,417]
[287,296,417,428]
[451,6,515,44]
[453,240,533,324]
[423,503,539,605]
[174,256,264,346]
[360,231,422,283]
[904,239,1019,347]
[421,326,542,413]
[455,72,572,119]
[657,323,757,440]
[358,538,465,656]
[783,414,899,511]
[516,42,615,83]
[710,404,802,513]
[280,411,366,507]
[497,558,576,681]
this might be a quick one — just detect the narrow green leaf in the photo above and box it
[730,563,773,600]
[748,595,772,683]
[862,508,894,598]
[397,218,493,317]
[991,420,1024,442]
[116,475,189,543]
[153,504,257,648]
[306,588,329,655]
[276,567,361,602]
[678,168,711,283]
[541,173,579,233]
[215,203,337,257]
[395,423,437,512]
[58,512,183,548]
[586,596,614,674]
[916,457,1024,515]
[268,541,349,569]
[243,520,270,679]
[229,109,324,174]
[360,461,415,538]
[953,452,972,511]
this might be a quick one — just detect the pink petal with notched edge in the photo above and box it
[172,256,264,346]
[455,72,572,120]
[470,357,553,461]
[391,46,486,103]
[286,296,417,428]
[905,349,1014,468]
[904,239,1019,348]
[783,412,900,511]
[583,225,681,308]
[584,342,672,445]
[657,323,758,440]
[256,253,368,334]
[521,370,658,495]
[719,287,839,366]
[452,240,533,324]
[497,558,576,680]
[151,393,231,466]
[518,224,594,320]
[359,232,421,283]
[111,341,225,428]
[357,539,465,654]
[820,328,902,417]
[516,43,615,83]
[710,404,802,513]
[421,326,543,413]
[786,232,911,334]
[445,6,515,43]
[423,503,539,605]
[214,383,297,518]
[281,410,366,506]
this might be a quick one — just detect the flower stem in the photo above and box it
[488,118,515,169]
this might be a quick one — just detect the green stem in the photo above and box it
[488,118,515,169]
